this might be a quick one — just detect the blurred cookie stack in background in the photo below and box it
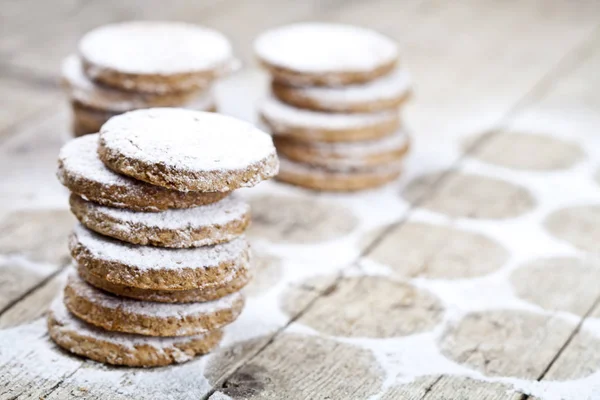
[256,22,412,191]
[49,109,278,367]
[62,21,238,136]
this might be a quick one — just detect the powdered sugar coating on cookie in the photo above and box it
[260,96,398,131]
[79,21,232,75]
[302,129,410,157]
[99,108,279,192]
[71,194,250,247]
[58,134,226,211]
[255,22,397,74]
[71,224,249,271]
[62,55,216,113]
[276,68,411,111]
[66,271,242,322]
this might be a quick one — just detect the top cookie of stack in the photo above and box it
[62,21,238,137]
[255,22,412,191]
[49,108,279,367]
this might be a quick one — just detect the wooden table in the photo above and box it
[1,1,600,399]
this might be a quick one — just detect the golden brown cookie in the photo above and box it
[98,108,279,192]
[58,134,228,212]
[274,129,410,169]
[272,68,411,113]
[69,224,250,291]
[71,100,118,137]
[254,22,398,87]
[260,97,399,143]
[276,156,402,191]
[77,262,251,303]
[79,21,235,94]
[63,55,216,114]
[64,272,244,337]
[48,295,223,367]
[70,194,250,248]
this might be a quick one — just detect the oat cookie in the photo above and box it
[260,97,399,142]
[58,134,227,211]
[255,22,398,86]
[70,194,250,248]
[78,262,251,303]
[48,295,222,367]
[98,108,279,192]
[277,157,402,191]
[63,55,216,114]
[274,129,410,169]
[272,68,411,113]
[64,272,244,336]
[69,224,250,290]
[79,21,234,93]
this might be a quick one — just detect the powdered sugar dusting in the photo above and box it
[260,96,398,130]
[254,22,397,73]
[289,68,411,105]
[79,21,233,75]
[100,108,276,173]
[67,272,241,319]
[279,155,404,175]
[80,195,249,230]
[62,55,215,113]
[50,293,211,350]
[302,129,409,156]
[72,224,248,271]
[58,134,149,188]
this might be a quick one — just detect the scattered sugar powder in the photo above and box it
[260,96,398,130]
[79,21,233,75]
[72,224,248,270]
[67,272,241,319]
[50,293,210,351]
[82,195,250,230]
[100,108,276,173]
[254,22,397,73]
[289,68,411,105]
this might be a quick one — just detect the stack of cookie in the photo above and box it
[255,22,412,191]
[48,108,278,367]
[62,21,238,137]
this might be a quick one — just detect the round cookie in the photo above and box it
[272,68,412,113]
[69,224,250,290]
[58,134,228,211]
[48,295,222,367]
[77,262,251,303]
[71,101,117,137]
[260,97,399,142]
[64,272,244,337]
[276,157,402,191]
[274,129,410,169]
[98,108,279,192]
[79,21,234,94]
[63,55,216,114]
[254,22,398,86]
[70,194,250,248]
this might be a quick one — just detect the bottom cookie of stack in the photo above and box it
[48,293,223,367]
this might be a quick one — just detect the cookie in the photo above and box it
[71,100,117,137]
[64,272,244,337]
[274,129,410,169]
[69,224,250,290]
[48,295,222,367]
[58,134,228,212]
[254,22,398,86]
[276,157,402,191]
[260,97,399,142]
[272,68,412,113]
[77,262,251,303]
[98,108,279,192]
[79,21,234,94]
[63,55,216,114]
[70,194,250,248]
